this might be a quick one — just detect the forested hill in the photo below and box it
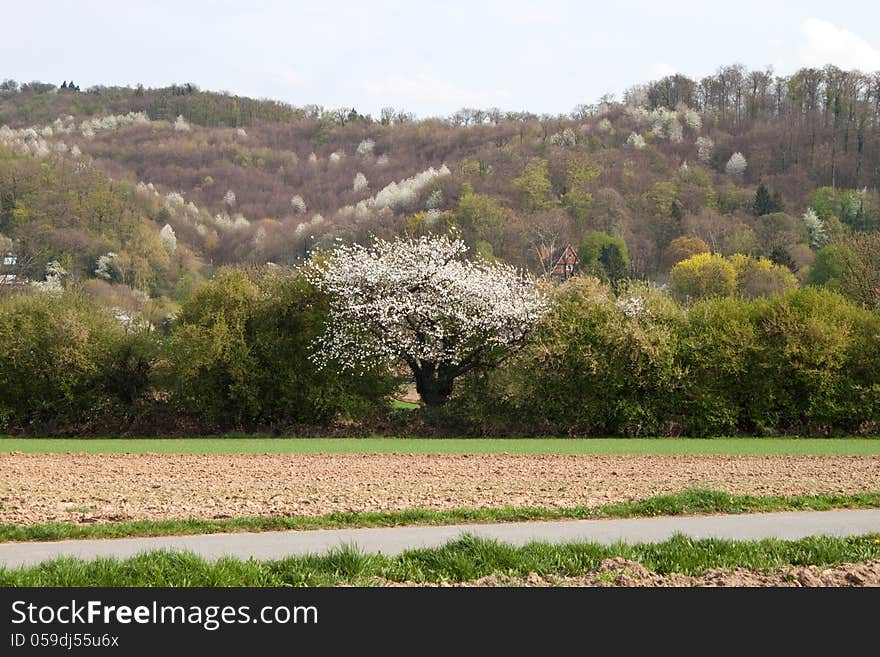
[1,64,879,323]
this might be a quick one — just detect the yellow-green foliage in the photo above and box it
[452,183,508,251]
[512,158,554,211]
[672,252,798,300]
[670,253,737,299]
[728,254,798,299]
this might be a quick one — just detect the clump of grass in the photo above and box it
[2,533,879,587]
[2,490,879,543]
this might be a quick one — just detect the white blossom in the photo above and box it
[235,128,247,138]
[802,208,828,249]
[159,224,177,253]
[165,192,186,207]
[94,252,118,280]
[223,189,237,206]
[290,194,307,213]
[426,189,444,210]
[597,118,613,132]
[549,127,577,147]
[174,115,191,132]
[625,106,651,125]
[329,151,343,164]
[32,261,66,295]
[725,151,747,175]
[70,145,82,158]
[356,138,375,156]
[425,209,442,226]
[649,107,683,142]
[31,139,51,158]
[307,234,548,404]
[681,107,702,131]
[626,132,646,149]
[616,294,648,319]
[353,172,369,192]
[666,118,683,142]
[308,152,318,164]
[376,154,389,167]
[353,201,371,222]
[696,136,714,163]
[372,165,450,212]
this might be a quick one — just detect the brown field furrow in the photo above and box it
[383,558,880,587]
[0,453,878,525]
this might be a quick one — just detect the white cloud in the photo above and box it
[799,18,880,71]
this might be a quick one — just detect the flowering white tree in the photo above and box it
[223,189,237,206]
[425,189,443,210]
[725,151,747,175]
[353,172,369,192]
[626,132,646,149]
[549,127,577,147]
[308,234,548,405]
[290,194,307,213]
[802,208,828,248]
[32,261,66,295]
[681,107,702,131]
[159,224,177,253]
[356,138,375,156]
[696,136,714,163]
[94,252,118,280]
[174,115,191,132]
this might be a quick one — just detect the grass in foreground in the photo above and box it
[1,436,879,455]
[3,490,879,543]
[3,533,879,586]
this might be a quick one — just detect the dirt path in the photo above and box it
[1,453,878,525]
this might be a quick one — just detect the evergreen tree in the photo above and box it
[770,246,798,272]
[599,243,629,285]
[771,190,784,213]
[753,184,773,216]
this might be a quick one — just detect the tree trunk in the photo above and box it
[412,362,455,406]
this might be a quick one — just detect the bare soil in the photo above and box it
[0,453,878,525]
[382,557,880,587]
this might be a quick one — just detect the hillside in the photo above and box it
[2,64,880,317]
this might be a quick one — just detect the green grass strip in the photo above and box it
[3,533,879,586]
[3,490,879,543]
[2,437,880,455]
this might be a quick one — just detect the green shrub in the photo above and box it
[165,267,394,426]
[454,278,683,436]
[453,281,880,437]
[0,291,138,429]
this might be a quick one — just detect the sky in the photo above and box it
[4,0,880,118]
